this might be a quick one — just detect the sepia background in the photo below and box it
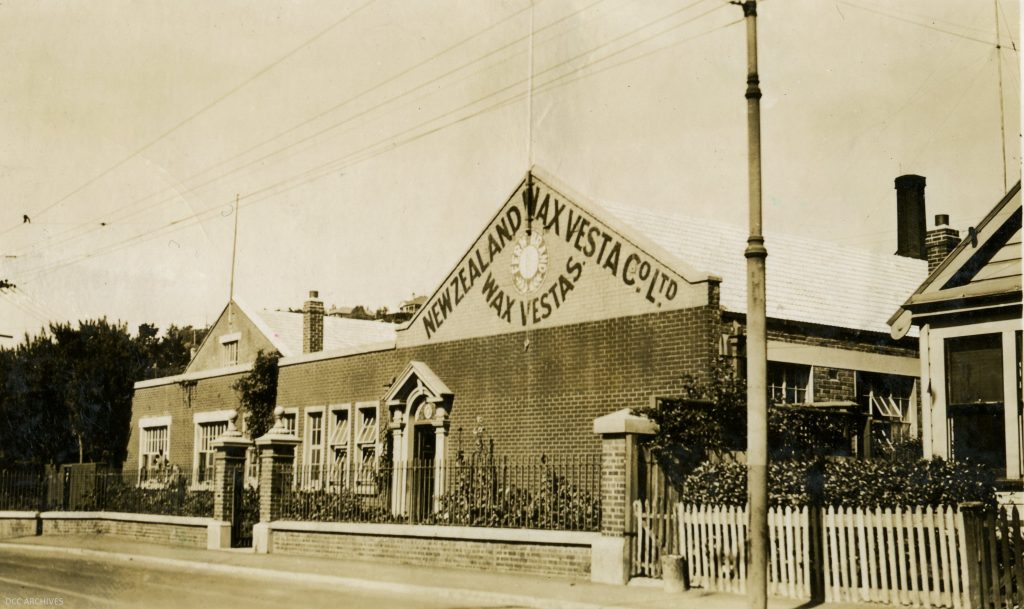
[0,0,1019,342]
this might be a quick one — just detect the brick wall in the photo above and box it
[277,305,720,464]
[126,371,249,472]
[271,529,591,579]
[0,516,37,539]
[599,436,626,535]
[811,366,856,402]
[41,517,207,547]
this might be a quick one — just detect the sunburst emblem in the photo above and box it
[511,231,548,294]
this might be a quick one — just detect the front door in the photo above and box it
[410,424,435,522]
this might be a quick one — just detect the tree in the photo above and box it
[233,350,280,440]
[635,356,857,483]
[136,323,208,379]
[636,357,747,480]
[0,319,202,467]
[50,319,146,464]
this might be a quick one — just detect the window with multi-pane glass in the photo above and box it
[141,426,169,480]
[197,421,228,484]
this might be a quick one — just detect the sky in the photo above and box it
[0,0,1020,345]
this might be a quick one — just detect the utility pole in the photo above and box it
[229,193,240,304]
[733,2,768,609]
[994,0,1008,191]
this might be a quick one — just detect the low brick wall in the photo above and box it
[268,522,598,580]
[0,512,39,539]
[40,512,215,548]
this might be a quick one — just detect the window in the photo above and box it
[768,363,810,405]
[224,341,239,366]
[355,404,378,493]
[282,411,297,434]
[946,334,1005,473]
[219,333,241,366]
[328,407,350,486]
[305,410,324,487]
[196,421,228,484]
[141,426,169,481]
[858,373,914,419]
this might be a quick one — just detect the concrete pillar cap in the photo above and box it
[592,408,658,435]
[255,406,301,446]
[211,409,253,449]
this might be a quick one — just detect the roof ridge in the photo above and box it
[603,202,927,269]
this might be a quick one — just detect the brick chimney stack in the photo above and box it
[302,290,324,353]
[895,174,927,260]
[925,214,961,273]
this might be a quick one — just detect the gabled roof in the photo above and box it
[383,360,453,406]
[606,204,928,336]
[889,182,1022,336]
[256,309,397,357]
[183,297,397,373]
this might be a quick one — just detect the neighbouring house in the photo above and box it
[127,168,927,511]
[128,295,397,485]
[399,294,427,315]
[889,180,1022,502]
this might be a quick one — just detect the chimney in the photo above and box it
[925,214,961,273]
[895,174,927,260]
[302,290,324,353]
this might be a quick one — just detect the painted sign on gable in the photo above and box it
[397,174,712,347]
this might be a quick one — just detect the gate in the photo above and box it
[229,466,255,548]
[631,446,680,577]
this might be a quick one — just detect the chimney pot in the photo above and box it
[303,290,324,353]
[925,215,960,274]
[895,174,927,260]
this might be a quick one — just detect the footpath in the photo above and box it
[0,535,876,609]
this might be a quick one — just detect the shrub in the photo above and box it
[281,486,393,523]
[682,458,996,508]
[87,475,213,517]
[430,463,600,531]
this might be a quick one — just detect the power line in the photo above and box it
[16,0,710,269]
[0,0,376,240]
[17,3,734,283]
[995,0,1019,51]
[17,0,611,260]
[839,0,999,47]
[16,2,734,283]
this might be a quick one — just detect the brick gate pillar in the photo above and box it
[253,407,300,553]
[591,408,658,585]
[209,410,252,549]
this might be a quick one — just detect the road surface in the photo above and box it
[0,546,527,609]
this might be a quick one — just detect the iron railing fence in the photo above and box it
[281,454,602,531]
[0,468,213,517]
[0,468,47,511]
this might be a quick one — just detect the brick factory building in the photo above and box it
[126,169,929,502]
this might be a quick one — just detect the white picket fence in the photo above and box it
[634,502,997,608]
[819,506,968,607]
[675,503,820,598]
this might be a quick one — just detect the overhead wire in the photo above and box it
[18,0,615,259]
[13,0,723,278]
[11,286,64,323]
[16,1,736,284]
[995,0,1019,52]
[838,0,999,47]
[0,0,377,240]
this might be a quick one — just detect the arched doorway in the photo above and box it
[382,361,453,520]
